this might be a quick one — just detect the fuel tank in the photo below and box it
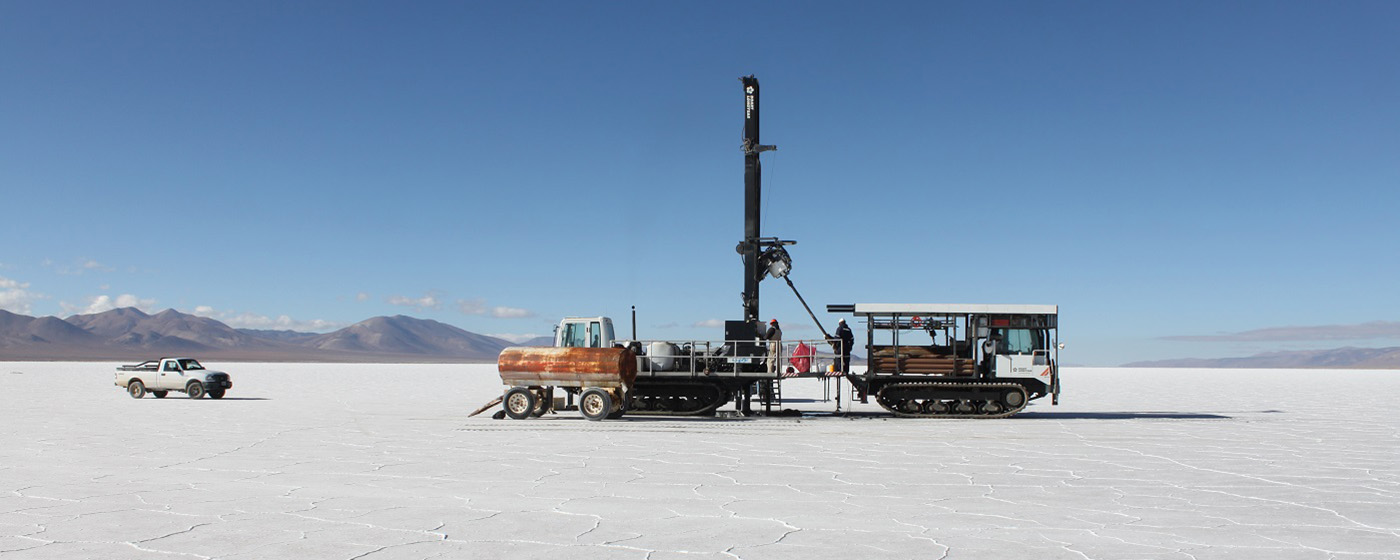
[497,346,638,388]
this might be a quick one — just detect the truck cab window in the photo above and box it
[590,322,601,347]
[163,362,178,372]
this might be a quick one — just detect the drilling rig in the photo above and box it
[488,75,1061,420]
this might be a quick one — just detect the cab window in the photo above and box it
[163,361,179,372]
[562,323,588,347]
[999,329,1040,355]
[590,322,601,347]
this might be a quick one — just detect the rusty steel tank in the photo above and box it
[497,346,637,389]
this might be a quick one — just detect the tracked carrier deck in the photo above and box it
[829,303,1060,418]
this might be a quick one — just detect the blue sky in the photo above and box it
[2,1,1397,365]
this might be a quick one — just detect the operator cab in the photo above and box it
[555,317,616,348]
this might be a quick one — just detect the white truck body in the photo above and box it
[115,357,233,399]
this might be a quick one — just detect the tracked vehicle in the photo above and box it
[828,304,1059,417]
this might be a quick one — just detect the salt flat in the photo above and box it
[1,363,1397,559]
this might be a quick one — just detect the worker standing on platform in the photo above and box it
[833,318,854,374]
[764,319,782,374]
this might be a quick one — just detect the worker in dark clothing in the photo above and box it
[833,318,854,374]
[764,319,782,374]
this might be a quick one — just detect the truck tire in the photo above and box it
[186,381,205,399]
[503,387,535,420]
[208,388,225,399]
[152,390,168,398]
[128,380,146,399]
[530,388,552,417]
[579,388,612,421]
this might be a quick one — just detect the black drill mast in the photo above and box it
[739,76,777,328]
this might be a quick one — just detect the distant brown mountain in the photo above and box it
[304,315,510,358]
[0,308,513,362]
[0,310,104,349]
[1123,347,1400,369]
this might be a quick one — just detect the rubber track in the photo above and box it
[875,382,1028,419]
[626,382,727,416]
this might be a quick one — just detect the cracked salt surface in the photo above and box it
[1,363,1397,559]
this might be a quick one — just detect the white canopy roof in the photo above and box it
[851,303,1058,316]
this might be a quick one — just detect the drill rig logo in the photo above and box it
[745,88,755,119]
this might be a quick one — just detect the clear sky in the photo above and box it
[2,1,1397,365]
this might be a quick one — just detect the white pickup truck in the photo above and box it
[115,357,233,399]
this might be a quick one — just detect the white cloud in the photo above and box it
[0,276,44,315]
[387,293,442,310]
[491,306,534,318]
[355,292,370,302]
[693,319,726,328]
[61,293,157,315]
[488,333,548,343]
[189,306,344,332]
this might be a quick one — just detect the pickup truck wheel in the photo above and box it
[151,390,168,398]
[128,380,146,399]
[207,388,225,399]
[503,387,535,420]
[579,389,612,421]
[186,382,206,399]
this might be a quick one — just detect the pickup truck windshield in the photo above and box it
[178,359,204,370]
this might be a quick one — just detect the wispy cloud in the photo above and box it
[0,276,44,315]
[387,293,442,311]
[46,258,113,276]
[457,298,486,315]
[693,319,725,328]
[61,294,157,315]
[457,298,534,319]
[490,306,534,318]
[355,292,370,302]
[191,306,344,332]
[1161,321,1400,342]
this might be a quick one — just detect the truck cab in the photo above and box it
[555,317,615,348]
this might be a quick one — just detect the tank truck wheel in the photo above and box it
[208,388,225,399]
[579,389,613,421]
[530,388,551,417]
[186,382,205,399]
[128,380,146,399]
[605,390,629,419]
[151,390,168,398]
[504,387,536,420]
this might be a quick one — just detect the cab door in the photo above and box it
[157,360,183,389]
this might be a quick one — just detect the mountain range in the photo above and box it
[1123,347,1400,369]
[0,307,514,362]
[3,307,1397,367]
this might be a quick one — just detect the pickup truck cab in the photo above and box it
[115,357,233,399]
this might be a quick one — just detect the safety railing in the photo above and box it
[616,338,847,378]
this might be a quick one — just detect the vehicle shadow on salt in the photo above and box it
[198,397,271,401]
[1014,411,1232,420]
